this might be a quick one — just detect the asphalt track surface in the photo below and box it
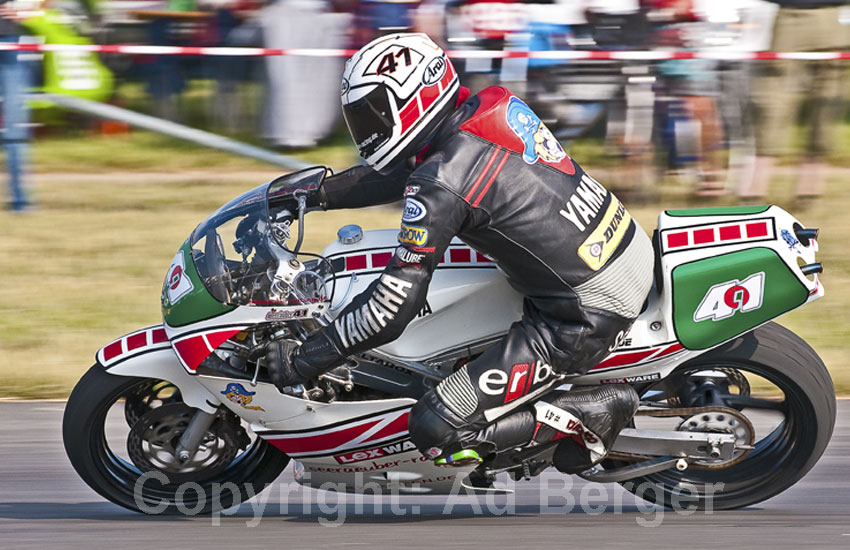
[1,401,849,550]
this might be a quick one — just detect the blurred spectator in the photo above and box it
[0,0,33,212]
[741,0,850,204]
[261,0,351,148]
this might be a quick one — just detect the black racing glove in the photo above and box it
[264,330,348,390]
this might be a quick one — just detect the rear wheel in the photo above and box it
[63,365,289,514]
[613,322,836,510]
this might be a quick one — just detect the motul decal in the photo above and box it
[694,272,765,322]
[334,440,417,464]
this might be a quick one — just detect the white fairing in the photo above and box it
[322,229,524,360]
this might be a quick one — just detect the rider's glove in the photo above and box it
[264,339,305,389]
[265,330,347,390]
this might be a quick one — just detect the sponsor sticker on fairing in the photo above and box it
[402,198,427,223]
[265,307,309,321]
[334,440,418,464]
[166,250,194,304]
[398,224,429,246]
[693,272,765,322]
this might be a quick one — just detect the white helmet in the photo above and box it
[341,33,460,174]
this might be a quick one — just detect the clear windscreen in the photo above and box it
[189,167,334,308]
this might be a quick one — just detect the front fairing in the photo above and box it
[161,167,330,328]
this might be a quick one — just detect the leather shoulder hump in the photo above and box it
[459,86,576,176]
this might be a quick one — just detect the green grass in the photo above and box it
[1,130,848,398]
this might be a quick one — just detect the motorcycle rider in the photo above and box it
[266,33,654,474]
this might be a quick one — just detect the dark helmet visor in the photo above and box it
[343,87,395,160]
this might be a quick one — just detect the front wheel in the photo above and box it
[63,365,289,514]
[614,322,836,510]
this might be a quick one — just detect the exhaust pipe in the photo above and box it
[794,224,819,246]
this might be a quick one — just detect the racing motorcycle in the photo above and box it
[63,166,835,514]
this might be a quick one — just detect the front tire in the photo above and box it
[63,365,289,514]
[617,322,836,510]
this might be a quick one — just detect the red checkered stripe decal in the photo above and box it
[261,408,411,457]
[661,219,775,254]
[590,342,685,372]
[398,62,457,134]
[338,245,494,274]
[99,326,170,366]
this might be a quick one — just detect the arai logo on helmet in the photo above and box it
[422,56,447,86]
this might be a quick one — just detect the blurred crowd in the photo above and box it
[3,0,850,210]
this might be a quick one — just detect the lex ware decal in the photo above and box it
[398,224,429,246]
[165,250,194,304]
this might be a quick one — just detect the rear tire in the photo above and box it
[63,365,290,514]
[616,322,836,510]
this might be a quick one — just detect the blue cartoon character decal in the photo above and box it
[221,383,265,411]
[505,96,566,165]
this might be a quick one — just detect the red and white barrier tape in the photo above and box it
[2,42,850,60]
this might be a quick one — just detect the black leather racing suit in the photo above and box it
[296,86,654,459]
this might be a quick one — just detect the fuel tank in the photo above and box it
[321,227,523,361]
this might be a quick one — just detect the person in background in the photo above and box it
[741,0,850,205]
[0,0,32,212]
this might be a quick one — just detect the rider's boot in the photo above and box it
[536,385,640,473]
[471,385,639,473]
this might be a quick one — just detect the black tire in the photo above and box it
[63,365,290,515]
[617,322,836,510]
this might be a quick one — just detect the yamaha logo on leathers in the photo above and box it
[335,273,413,349]
[479,361,555,404]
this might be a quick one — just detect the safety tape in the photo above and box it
[2,42,850,60]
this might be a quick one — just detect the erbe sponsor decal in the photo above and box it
[166,250,194,304]
[694,272,765,323]
[334,440,418,464]
[479,361,555,404]
[398,224,429,246]
[600,373,661,384]
[402,198,427,223]
[265,307,309,321]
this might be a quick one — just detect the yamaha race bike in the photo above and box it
[63,166,835,514]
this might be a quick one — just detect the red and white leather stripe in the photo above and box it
[170,327,246,372]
